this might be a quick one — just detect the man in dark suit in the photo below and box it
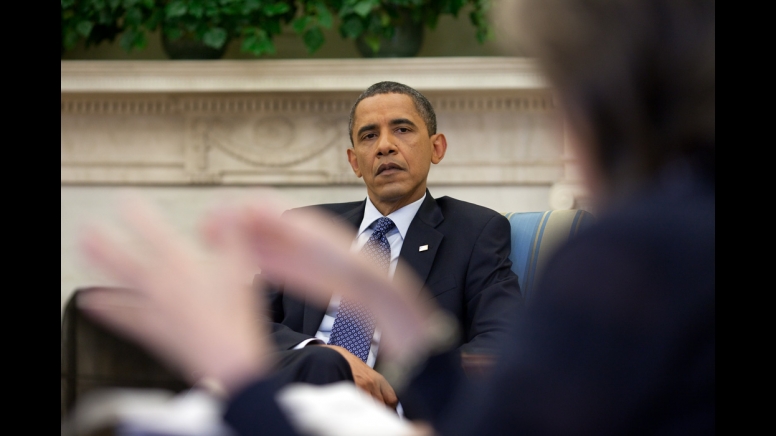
[263,81,522,417]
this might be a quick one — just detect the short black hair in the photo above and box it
[348,81,437,146]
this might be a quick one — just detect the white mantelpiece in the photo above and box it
[61,57,547,92]
[61,58,585,198]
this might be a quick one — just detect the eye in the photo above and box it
[395,127,410,133]
[360,132,377,142]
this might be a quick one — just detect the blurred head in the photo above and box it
[347,82,447,215]
[516,0,715,200]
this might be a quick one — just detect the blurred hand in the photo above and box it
[78,191,442,396]
[78,194,272,396]
[320,345,398,410]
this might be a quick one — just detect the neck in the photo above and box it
[369,190,426,216]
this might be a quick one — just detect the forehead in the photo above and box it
[353,93,423,128]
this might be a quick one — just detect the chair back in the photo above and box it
[503,210,594,302]
[60,288,189,418]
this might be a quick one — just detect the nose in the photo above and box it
[375,131,398,156]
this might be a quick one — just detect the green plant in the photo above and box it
[61,0,493,57]
[61,0,305,57]
[160,0,297,56]
[328,0,493,54]
[288,1,334,54]
[61,0,160,54]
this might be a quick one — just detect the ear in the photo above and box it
[347,148,362,178]
[430,133,447,164]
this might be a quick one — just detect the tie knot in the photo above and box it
[372,217,395,237]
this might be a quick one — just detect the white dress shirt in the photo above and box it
[293,194,426,368]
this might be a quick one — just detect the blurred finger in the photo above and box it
[118,193,194,262]
[380,381,398,409]
[79,222,147,289]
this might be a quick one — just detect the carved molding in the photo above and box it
[60,94,555,116]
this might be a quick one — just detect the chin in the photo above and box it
[374,185,412,202]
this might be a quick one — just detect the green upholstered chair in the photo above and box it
[503,210,595,302]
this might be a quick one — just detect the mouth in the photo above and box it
[376,162,403,176]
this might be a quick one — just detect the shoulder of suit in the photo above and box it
[287,201,363,216]
[433,196,506,223]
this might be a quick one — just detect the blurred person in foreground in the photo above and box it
[77,0,715,434]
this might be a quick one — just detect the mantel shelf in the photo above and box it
[61,57,548,93]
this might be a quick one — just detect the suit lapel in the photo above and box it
[301,200,366,335]
[396,191,444,298]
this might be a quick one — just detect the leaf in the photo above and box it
[134,32,148,50]
[165,1,188,18]
[353,0,376,18]
[241,31,275,56]
[292,16,310,34]
[266,20,282,35]
[165,27,183,40]
[263,2,291,16]
[240,35,260,54]
[202,27,228,48]
[189,1,205,18]
[258,38,276,55]
[380,10,391,27]
[303,27,325,53]
[449,0,467,15]
[364,34,380,54]
[75,21,94,37]
[340,15,364,39]
[125,7,143,26]
[119,29,138,51]
[243,0,261,13]
[315,1,333,28]
[203,1,219,17]
[63,28,80,50]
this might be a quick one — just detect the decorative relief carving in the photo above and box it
[184,118,213,182]
[203,115,343,167]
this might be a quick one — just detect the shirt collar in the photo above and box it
[358,193,426,239]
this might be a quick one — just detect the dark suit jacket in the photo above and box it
[265,190,523,366]
[225,160,715,435]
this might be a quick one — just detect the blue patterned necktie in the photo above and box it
[327,217,395,363]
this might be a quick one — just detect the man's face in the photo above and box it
[347,93,446,214]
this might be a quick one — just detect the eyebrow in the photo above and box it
[356,118,419,138]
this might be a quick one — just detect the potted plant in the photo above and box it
[61,0,492,59]
[61,0,304,59]
[61,0,160,55]
[159,0,298,58]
